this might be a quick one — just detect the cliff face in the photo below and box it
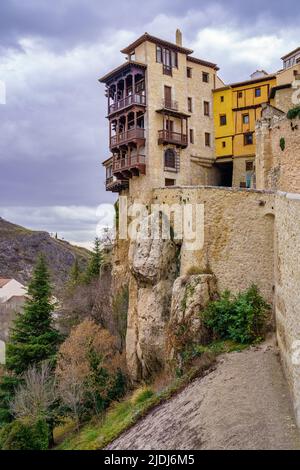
[0,217,90,289]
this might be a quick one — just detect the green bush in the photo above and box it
[0,418,49,450]
[287,106,300,120]
[202,285,269,344]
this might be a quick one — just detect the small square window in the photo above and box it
[202,72,209,83]
[220,96,224,102]
[244,133,253,145]
[255,87,261,97]
[238,91,243,99]
[242,114,249,124]
[187,67,192,78]
[205,132,211,147]
[165,178,175,187]
[220,114,227,126]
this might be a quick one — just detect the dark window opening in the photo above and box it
[220,96,224,102]
[165,178,176,187]
[205,132,211,147]
[244,132,253,145]
[164,148,176,169]
[187,67,192,78]
[188,97,193,112]
[238,91,243,98]
[222,141,226,148]
[220,114,227,126]
[202,72,209,83]
[204,101,210,116]
[189,129,194,144]
[255,87,261,97]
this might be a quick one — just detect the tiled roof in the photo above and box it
[0,278,11,288]
[121,32,194,55]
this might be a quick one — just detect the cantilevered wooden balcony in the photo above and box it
[158,130,188,148]
[108,93,146,116]
[105,175,129,193]
[113,154,146,178]
[161,99,178,112]
[110,128,145,151]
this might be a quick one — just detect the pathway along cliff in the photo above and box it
[108,341,300,450]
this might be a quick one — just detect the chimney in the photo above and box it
[176,29,182,46]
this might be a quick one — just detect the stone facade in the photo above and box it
[256,108,300,193]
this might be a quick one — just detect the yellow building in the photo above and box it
[213,73,276,187]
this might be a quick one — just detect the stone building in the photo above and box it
[100,31,223,200]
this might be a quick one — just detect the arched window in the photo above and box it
[164,148,176,169]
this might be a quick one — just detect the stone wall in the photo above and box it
[275,192,300,426]
[153,186,275,301]
[256,112,300,193]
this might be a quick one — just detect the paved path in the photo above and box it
[108,342,300,450]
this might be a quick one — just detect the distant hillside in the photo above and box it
[0,217,91,289]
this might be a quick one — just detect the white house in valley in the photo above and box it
[0,278,28,364]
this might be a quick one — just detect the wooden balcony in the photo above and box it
[113,154,146,178]
[108,93,146,115]
[110,128,145,150]
[158,130,188,148]
[162,99,178,111]
[105,176,129,193]
[163,64,172,76]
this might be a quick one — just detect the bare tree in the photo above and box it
[10,362,57,420]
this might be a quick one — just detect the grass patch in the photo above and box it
[55,353,216,450]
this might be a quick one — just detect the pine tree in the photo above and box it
[84,238,103,283]
[69,258,80,286]
[6,255,61,375]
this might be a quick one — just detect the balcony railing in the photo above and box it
[162,99,178,111]
[113,154,146,172]
[163,64,172,76]
[108,93,146,115]
[158,130,188,147]
[110,128,145,148]
[105,175,129,192]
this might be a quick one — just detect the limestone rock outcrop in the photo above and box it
[167,274,218,363]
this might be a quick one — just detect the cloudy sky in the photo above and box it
[0,0,299,248]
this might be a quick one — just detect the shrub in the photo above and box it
[55,320,127,425]
[202,285,269,344]
[0,418,49,450]
[280,137,285,151]
[287,106,300,120]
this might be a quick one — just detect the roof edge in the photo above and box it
[121,32,193,55]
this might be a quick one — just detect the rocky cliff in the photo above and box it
[0,217,90,289]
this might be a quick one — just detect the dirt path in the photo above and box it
[108,341,300,450]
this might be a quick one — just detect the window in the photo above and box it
[222,141,226,148]
[156,46,162,63]
[220,96,224,102]
[205,132,211,147]
[165,119,174,132]
[164,148,176,169]
[164,85,172,108]
[188,97,193,113]
[244,132,253,145]
[242,114,249,124]
[246,161,254,171]
[189,129,194,144]
[238,91,243,98]
[187,67,192,78]
[204,101,210,116]
[156,45,178,68]
[202,72,209,83]
[255,87,261,97]
[220,114,227,126]
[165,178,176,186]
